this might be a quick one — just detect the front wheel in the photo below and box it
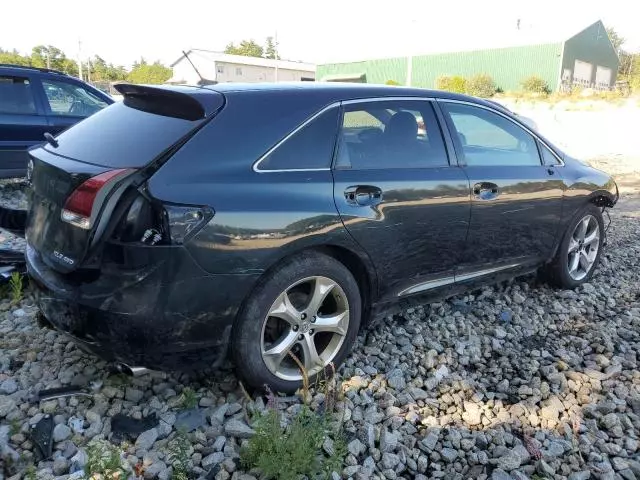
[232,251,361,393]
[548,204,605,289]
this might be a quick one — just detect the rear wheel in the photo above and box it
[232,251,361,393]
[548,204,604,289]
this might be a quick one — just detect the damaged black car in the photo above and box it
[24,82,618,392]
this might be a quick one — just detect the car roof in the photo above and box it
[0,64,70,77]
[0,64,115,103]
[204,81,469,100]
[189,81,509,112]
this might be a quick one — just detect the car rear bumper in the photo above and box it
[26,243,260,370]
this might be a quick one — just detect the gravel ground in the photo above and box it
[1,157,639,478]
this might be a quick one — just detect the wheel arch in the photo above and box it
[235,242,378,331]
[549,200,605,262]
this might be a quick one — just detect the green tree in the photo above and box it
[0,48,31,66]
[224,39,264,58]
[89,55,127,81]
[265,37,277,59]
[32,45,65,70]
[606,27,625,52]
[126,59,172,84]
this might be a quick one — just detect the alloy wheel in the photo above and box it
[567,214,600,281]
[260,276,349,381]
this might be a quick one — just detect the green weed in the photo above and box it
[85,439,129,479]
[24,465,37,480]
[9,419,21,436]
[9,272,23,306]
[167,429,191,480]
[179,387,198,410]
[241,407,346,480]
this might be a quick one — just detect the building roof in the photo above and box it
[171,49,316,72]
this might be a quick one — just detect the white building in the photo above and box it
[168,50,316,85]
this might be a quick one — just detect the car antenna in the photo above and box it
[182,50,216,86]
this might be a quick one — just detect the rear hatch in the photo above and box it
[26,84,224,273]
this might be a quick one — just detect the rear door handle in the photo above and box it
[344,185,383,206]
[473,182,499,200]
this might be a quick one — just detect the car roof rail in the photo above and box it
[0,63,69,76]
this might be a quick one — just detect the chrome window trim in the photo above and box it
[252,102,341,173]
[253,95,563,173]
[438,99,565,166]
[342,96,436,105]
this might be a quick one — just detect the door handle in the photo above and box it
[473,182,499,200]
[344,185,383,206]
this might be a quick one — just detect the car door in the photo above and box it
[38,77,110,135]
[438,100,565,277]
[0,74,48,177]
[332,98,470,297]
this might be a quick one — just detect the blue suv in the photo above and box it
[0,64,113,178]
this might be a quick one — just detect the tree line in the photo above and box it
[0,45,172,84]
[607,28,640,91]
[224,37,278,59]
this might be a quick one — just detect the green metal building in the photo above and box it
[317,20,619,92]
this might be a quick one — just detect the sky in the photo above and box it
[2,0,639,69]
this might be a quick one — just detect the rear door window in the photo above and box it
[0,76,37,115]
[336,100,448,169]
[45,102,203,168]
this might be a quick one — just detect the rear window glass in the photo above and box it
[47,102,202,168]
[0,76,37,115]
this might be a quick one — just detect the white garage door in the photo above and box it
[574,60,593,86]
[595,66,612,88]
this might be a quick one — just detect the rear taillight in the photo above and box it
[61,169,132,229]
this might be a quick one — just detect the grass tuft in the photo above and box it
[241,407,346,480]
[85,439,129,479]
[167,429,191,480]
[179,387,198,410]
[9,271,23,306]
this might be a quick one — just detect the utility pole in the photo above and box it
[274,31,279,83]
[77,39,83,81]
[406,56,412,86]
[46,48,51,69]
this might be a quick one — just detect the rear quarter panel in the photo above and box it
[147,90,374,277]
[560,156,618,221]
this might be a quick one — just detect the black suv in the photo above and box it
[0,64,113,178]
[26,83,618,392]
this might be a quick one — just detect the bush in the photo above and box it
[465,74,497,98]
[436,76,467,93]
[241,407,346,480]
[385,79,400,86]
[521,76,549,94]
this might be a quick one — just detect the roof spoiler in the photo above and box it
[114,83,221,121]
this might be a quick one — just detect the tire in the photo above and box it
[548,204,605,289]
[232,251,362,393]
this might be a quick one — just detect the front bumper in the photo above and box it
[26,243,260,370]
